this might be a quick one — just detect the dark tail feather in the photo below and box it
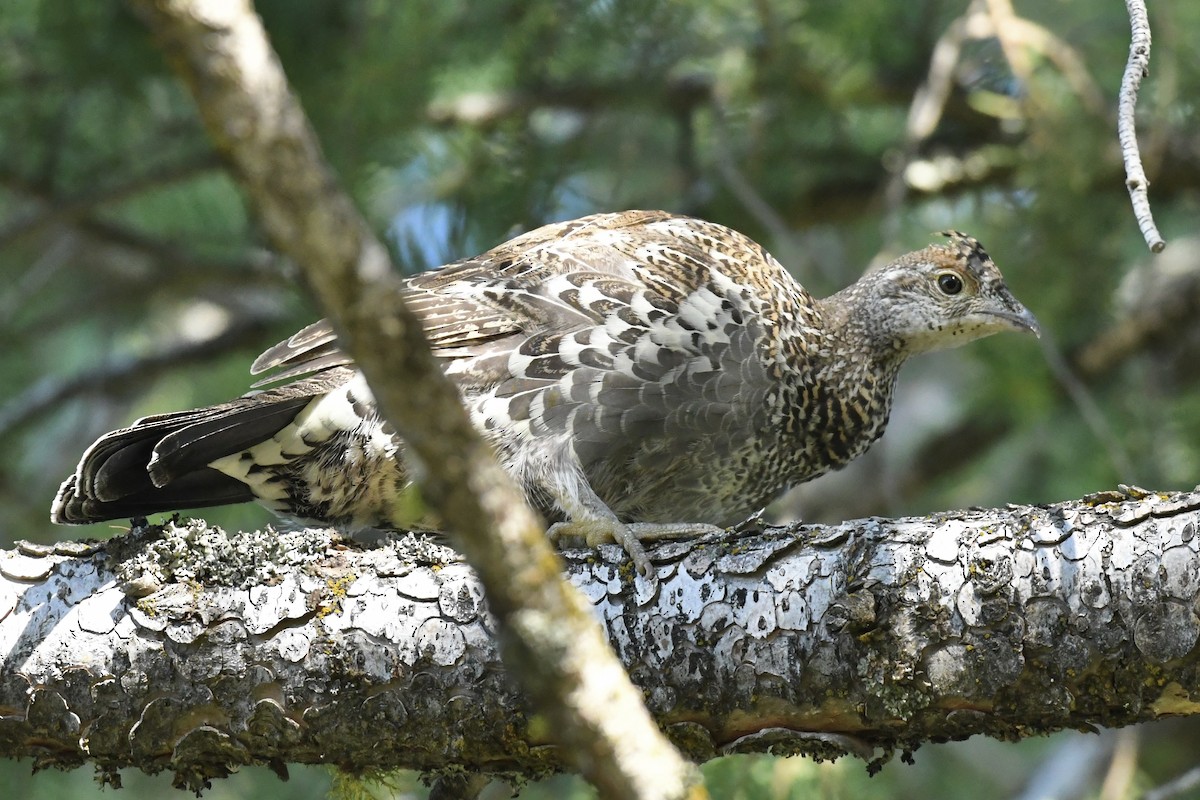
[51,392,318,525]
[52,469,254,525]
[149,395,313,484]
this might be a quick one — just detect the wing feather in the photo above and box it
[244,210,785,395]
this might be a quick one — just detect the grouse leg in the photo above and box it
[624,522,727,541]
[544,477,726,576]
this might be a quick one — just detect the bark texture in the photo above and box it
[3,487,1200,791]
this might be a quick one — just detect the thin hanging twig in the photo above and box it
[1119,0,1165,252]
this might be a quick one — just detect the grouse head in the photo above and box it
[831,231,1040,357]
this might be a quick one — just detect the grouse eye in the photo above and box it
[936,272,964,295]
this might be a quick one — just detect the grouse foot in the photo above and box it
[548,518,725,577]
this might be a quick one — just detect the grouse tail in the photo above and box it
[50,392,317,525]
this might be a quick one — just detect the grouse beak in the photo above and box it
[987,304,1042,338]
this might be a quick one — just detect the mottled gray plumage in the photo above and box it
[52,211,1038,572]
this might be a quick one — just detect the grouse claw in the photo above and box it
[548,519,727,578]
[547,518,653,577]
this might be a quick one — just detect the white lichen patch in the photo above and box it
[0,552,54,581]
[114,519,334,590]
[924,523,962,564]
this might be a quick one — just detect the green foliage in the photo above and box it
[3,0,1200,797]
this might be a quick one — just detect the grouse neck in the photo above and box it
[813,287,909,384]
[766,289,908,475]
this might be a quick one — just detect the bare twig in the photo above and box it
[1119,0,1165,252]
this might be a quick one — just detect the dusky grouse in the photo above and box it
[52,210,1040,574]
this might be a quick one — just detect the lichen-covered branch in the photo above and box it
[123,2,703,799]
[3,488,1200,790]
[1120,0,1165,253]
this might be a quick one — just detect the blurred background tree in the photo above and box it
[2,0,1199,797]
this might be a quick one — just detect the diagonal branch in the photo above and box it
[122,1,702,798]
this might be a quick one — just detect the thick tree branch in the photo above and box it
[3,489,1200,791]
[123,1,701,798]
